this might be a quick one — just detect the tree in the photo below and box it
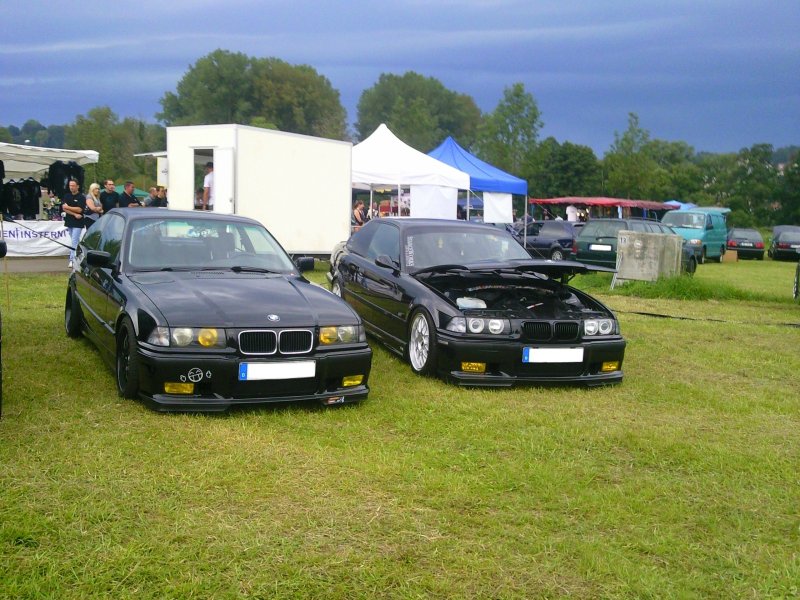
[528,138,601,198]
[777,151,800,224]
[729,144,779,226]
[158,50,347,140]
[0,127,12,143]
[603,112,662,199]
[474,83,542,177]
[355,71,481,149]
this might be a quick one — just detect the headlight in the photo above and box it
[687,239,702,246]
[319,325,364,345]
[446,316,509,335]
[146,327,226,348]
[584,319,616,336]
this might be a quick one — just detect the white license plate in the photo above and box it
[792,244,800,249]
[522,347,584,363]
[589,244,612,251]
[739,242,753,247]
[238,361,316,381]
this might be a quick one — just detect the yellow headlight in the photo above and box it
[319,326,338,344]
[342,375,363,387]
[461,362,486,373]
[164,382,194,394]
[197,328,219,347]
[601,361,620,372]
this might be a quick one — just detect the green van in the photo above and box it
[661,209,728,263]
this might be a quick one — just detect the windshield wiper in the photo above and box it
[230,265,280,274]
[412,264,468,275]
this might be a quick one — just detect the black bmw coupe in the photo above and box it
[66,209,371,412]
[328,219,626,386]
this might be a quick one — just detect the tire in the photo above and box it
[330,278,342,298]
[550,248,564,261]
[699,247,706,264]
[116,318,141,399]
[65,289,82,338]
[407,309,437,376]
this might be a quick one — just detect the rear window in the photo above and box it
[732,229,761,241]
[579,221,625,238]
[780,232,800,243]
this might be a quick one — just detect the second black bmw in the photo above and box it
[328,219,626,387]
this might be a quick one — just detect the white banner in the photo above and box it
[409,185,457,219]
[483,192,513,223]
[2,221,72,256]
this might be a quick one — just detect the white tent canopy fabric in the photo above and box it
[352,124,469,190]
[0,142,99,179]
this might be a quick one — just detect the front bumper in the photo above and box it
[135,345,372,412]
[435,333,626,387]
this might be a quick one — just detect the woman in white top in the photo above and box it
[84,182,104,226]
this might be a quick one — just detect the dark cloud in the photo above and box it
[0,0,797,154]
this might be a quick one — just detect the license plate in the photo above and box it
[522,347,584,363]
[238,361,316,381]
[792,244,800,249]
[589,244,612,251]
[739,242,753,247]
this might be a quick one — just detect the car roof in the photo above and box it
[365,217,509,234]
[107,208,262,227]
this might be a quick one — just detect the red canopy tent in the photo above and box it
[529,196,673,211]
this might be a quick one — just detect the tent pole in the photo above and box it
[523,197,528,247]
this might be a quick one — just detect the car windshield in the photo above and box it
[405,229,530,271]
[126,218,296,272]
[662,212,705,229]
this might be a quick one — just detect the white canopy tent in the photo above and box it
[0,142,99,180]
[352,124,469,219]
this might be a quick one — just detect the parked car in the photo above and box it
[328,218,626,386]
[726,228,765,260]
[661,210,727,263]
[794,258,800,302]
[65,208,372,412]
[575,218,698,274]
[514,220,578,260]
[768,227,800,261]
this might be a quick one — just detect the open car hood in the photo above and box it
[412,259,615,280]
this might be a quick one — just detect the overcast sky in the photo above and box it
[1,0,797,155]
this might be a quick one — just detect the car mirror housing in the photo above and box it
[86,250,112,268]
[295,256,315,272]
[375,254,399,272]
[0,240,6,259]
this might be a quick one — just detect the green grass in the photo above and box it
[1,261,799,598]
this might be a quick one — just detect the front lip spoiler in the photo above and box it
[143,385,369,412]
[444,370,623,388]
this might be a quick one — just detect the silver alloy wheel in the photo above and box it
[408,313,430,371]
[550,248,564,261]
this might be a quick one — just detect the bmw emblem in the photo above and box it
[267,314,280,322]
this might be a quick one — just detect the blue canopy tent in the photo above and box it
[429,136,527,223]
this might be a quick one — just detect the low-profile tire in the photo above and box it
[65,289,82,338]
[116,318,141,399]
[407,309,437,376]
[330,277,343,298]
[550,248,564,261]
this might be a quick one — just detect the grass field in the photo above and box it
[1,258,798,598]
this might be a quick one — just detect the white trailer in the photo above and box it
[164,124,352,256]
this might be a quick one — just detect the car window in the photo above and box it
[366,223,400,263]
[100,214,124,261]
[627,221,648,232]
[347,222,377,258]
[81,217,105,251]
[405,228,529,270]
[663,212,704,229]
[578,221,625,238]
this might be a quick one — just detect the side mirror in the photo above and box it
[295,256,315,272]
[86,250,112,268]
[0,240,6,259]
[375,254,399,272]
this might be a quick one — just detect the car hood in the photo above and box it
[412,258,614,279]
[664,226,701,239]
[129,271,359,328]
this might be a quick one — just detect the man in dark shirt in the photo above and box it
[120,181,142,207]
[62,179,86,268]
[99,179,120,213]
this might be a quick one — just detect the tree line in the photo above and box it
[2,49,797,226]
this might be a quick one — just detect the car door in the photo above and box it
[74,219,109,344]
[522,222,546,258]
[95,214,126,355]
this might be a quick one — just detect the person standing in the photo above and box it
[84,182,104,226]
[156,186,168,207]
[120,181,142,207]
[99,179,121,213]
[62,179,86,268]
[202,162,214,210]
[566,204,578,222]
[144,187,158,206]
